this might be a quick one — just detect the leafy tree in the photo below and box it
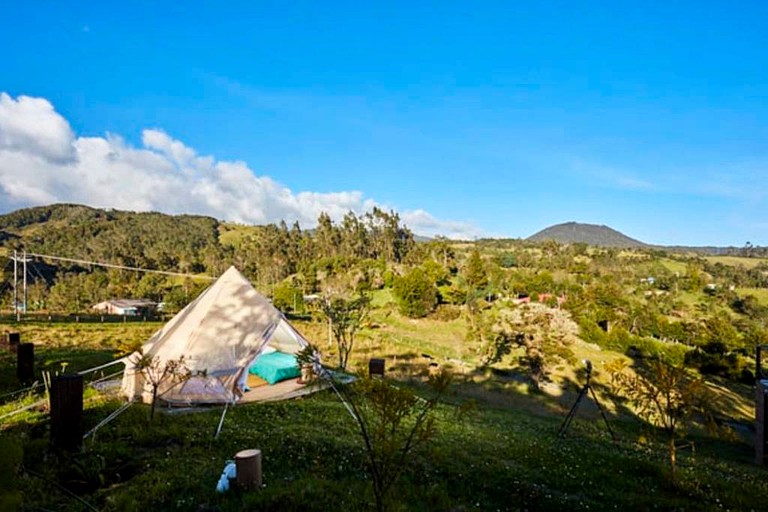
[427,236,456,270]
[320,293,370,370]
[393,268,438,318]
[421,259,450,287]
[495,251,517,268]
[272,280,303,313]
[483,302,578,390]
[130,351,191,421]
[134,272,168,303]
[463,249,488,297]
[462,249,489,340]
[162,280,207,313]
[703,315,741,351]
[609,358,712,483]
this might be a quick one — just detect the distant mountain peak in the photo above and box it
[527,222,647,248]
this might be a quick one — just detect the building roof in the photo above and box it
[93,299,157,309]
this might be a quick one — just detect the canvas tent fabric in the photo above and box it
[121,266,309,405]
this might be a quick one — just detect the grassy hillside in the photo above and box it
[707,255,768,269]
[1,203,768,509]
[1,314,763,511]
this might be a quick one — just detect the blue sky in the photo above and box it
[1,1,767,245]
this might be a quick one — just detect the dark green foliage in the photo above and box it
[462,249,488,295]
[272,281,304,313]
[731,294,766,318]
[495,251,517,268]
[3,204,226,273]
[0,204,417,314]
[684,342,752,382]
[0,434,23,511]
[393,268,438,318]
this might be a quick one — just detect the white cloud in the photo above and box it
[0,92,480,239]
[401,209,486,240]
[0,93,76,164]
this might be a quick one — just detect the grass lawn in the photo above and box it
[1,319,765,511]
[4,385,767,511]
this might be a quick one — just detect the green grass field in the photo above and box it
[706,256,768,269]
[659,257,688,274]
[1,318,764,511]
[736,287,768,305]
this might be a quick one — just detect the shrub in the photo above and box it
[684,342,751,382]
[393,268,438,318]
[430,304,462,322]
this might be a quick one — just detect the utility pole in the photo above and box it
[23,250,28,315]
[11,251,31,321]
[13,249,18,320]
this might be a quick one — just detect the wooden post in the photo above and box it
[17,343,34,382]
[50,374,83,451]
[235,449,262,490]
[757,346,768,465]
[757,381,767,465]
[369,358,385,377]
[8,332,20,353]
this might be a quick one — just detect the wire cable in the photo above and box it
[25,252,216,280]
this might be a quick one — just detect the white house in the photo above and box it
[91,299,157,316]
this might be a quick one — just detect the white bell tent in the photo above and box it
[121,266,309,405]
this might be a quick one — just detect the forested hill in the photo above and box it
[527,221,647,248]
[0,204,226,274]
[0,203,416,310]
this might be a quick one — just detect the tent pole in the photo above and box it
[215,402,230,439]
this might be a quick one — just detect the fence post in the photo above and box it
[8,332,20,353]
[17,343,34,383]
[757,346,768,465]
[369,358,385,377]
[50,374,84,451]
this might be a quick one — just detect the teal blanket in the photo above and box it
[249,352,300,385]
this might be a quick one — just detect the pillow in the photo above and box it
[249,351,300,385]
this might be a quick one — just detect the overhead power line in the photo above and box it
[24,252,216,281]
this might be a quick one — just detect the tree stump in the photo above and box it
[235,449,262,490]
